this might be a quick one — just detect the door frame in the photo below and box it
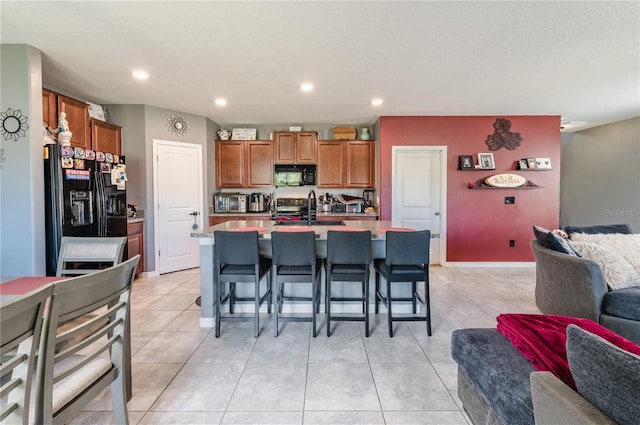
[152,139,203,274]
[391,145,447,265]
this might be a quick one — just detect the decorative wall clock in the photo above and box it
[167,115,190,136]
[0,108,29,141]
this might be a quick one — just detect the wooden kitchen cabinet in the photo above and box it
[345,141,375,188]
[317,140,375,188]
[274,131,317,164]
[42,88,58,129]
[317,141,345,187]
[57,94,91,150]
[91,119,122,155]
[216,140,273,188]
[127,221,144,277]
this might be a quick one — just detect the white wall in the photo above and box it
[0,44,45,276]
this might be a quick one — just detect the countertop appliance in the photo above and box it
[249,193,270,212]
[214,193,247,213]
[44,144,128,276]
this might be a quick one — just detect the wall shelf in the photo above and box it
[468,178,543,189]
[515,167,552,171]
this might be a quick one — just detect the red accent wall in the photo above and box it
[379,116,561,262]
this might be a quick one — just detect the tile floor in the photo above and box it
[70,265,540,425]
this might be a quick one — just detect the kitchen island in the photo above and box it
[192,220,426,327]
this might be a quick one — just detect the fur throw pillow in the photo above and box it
[569,233,640,290]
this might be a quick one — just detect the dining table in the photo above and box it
[191,219,427,328]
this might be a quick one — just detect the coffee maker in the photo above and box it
[363,189,375,208]
[249,193,270,212]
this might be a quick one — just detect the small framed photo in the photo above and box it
[527,158,538,169]
[477,153,495,169]
[100,162,112,173]
[459,155,474,170]
[518,159,529,169]
[536,157,552,169]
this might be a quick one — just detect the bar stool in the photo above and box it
[325,230,372,337]
[374,230,432,337]
[271,231,322,337]
[214,231,271,338]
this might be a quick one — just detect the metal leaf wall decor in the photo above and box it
[485,118,522,151]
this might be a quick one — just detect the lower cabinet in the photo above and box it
[127,221,144,277]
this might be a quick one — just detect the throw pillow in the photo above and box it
[569,237,640,290]
[564,223,632,236]
[570,233,640,274]
[567,325,640,425]
[532,225,578,256]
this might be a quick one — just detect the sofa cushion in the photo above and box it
[564,223,632,235]
[532,225,577,256]
[602,286,640,320]
[451,328,535,425]
[567,325,640,425]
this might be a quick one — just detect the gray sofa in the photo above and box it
[531,239,640,344]
[451,325,639,425]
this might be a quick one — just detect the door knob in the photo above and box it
[189,211,199,216]
[434,212,440,216]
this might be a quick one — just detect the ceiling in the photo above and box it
[2,1,639,132]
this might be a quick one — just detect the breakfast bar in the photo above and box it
[192,220,425,327]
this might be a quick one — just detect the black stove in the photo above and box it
[272,198,315,221]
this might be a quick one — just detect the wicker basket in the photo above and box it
[333,126,356,140]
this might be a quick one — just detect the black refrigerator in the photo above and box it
[44,144,128,276]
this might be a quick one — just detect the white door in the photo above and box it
[392,146,446,264]
[154,140,203,274]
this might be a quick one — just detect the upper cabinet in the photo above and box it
[91,119,122,155]
[57,94,91,150]
[216,140,274,188]
[274,131,317,164]
[317,140,375,188]
[43,89,122,153]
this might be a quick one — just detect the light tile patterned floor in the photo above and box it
[70,266,539,425]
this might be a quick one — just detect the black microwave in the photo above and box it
[274,165,316,187]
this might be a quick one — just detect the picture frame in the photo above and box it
[99,162,112,173]
[459,155,474,170]
[518,159,529,169]
[535,157,552,169]
[477,153,495,169]
[527,158,538,169]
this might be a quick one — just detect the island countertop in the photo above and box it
[192,220,422,240]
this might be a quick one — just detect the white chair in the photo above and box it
[35,255,139,425]
[1,285,53,425]
[56,236,127,276]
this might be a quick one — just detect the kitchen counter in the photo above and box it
[193,219,425,327]
[127,217,145,224]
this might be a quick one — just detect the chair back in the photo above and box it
[214,231,260,266]
[1,285,53,425]
[327,230,372,265]
[56,236,127,276]
[384,230,431,266]
[271,231,316,266]
[35,255,139,425]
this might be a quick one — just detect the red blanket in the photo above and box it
[497,313,640,390]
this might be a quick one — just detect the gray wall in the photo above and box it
[0,44,45,276]
[106,104,216,273]
[560,117,640,232]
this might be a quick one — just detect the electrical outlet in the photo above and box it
[505,196,515,204]
[509,240,515,247]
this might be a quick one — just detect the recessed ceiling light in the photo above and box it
[371,98,383,106]
[300,83,314,92]
[215,98,227,106]
[132,70,149,80]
